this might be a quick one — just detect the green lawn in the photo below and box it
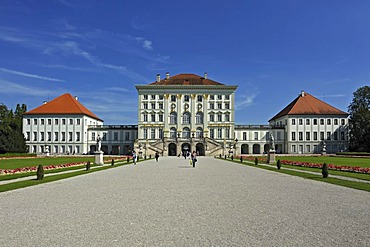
[0,157,95,169]
[276,156,370,168]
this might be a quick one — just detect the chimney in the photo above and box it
[204,72,208,79]
[43,101,47,105]
[156,74,160,82]
[75,96,78,101]
[301,90,305,97]
[166,72,170,80]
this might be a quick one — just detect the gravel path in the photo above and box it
[0,156,369,247]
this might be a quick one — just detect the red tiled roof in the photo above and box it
[269,91,348,121]
[150,73,224,85]
[24,93,103,121]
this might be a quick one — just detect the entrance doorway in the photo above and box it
[168,143,177,156]
[181,143,191,156]
[196,143,205,156]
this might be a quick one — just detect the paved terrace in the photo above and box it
[0,157,369,246]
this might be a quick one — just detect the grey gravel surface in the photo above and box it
[0,157,369,247]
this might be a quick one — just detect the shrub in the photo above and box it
[277,159,281,170]
[322,163,329,178]
[255,157,258,165]
[36,165,44,180]
[86,161,91,171]
[111,159,114,166]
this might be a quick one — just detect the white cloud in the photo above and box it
[142,40,153,50]
[0,80,56,96]
[235,94,256,110]
[0,67,64,82]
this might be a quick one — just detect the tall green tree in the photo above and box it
[0,103,27,153]
[348,86,370,152]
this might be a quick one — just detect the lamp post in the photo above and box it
[234,138,238,156]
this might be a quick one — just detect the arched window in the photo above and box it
[196,127,203,138]
[183,127,190,138]
[170,127,177,139]
[170,112,177,124]
[196,112,203,124]
[182,112,191,124]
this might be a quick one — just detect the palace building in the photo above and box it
[22,73,349,156]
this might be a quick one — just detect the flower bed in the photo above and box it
[0,162,86,176]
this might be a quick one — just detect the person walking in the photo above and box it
[132,150,137,165]
[191,151,197,168]
[155,151,159,162]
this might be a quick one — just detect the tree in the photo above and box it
[348,86,370,152]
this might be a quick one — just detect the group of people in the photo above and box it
[131,150,197,167]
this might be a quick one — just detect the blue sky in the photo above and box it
[0,0,369,124]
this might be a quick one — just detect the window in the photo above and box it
[277,132,281,140]
[196,112,203,124]
[170,128,177,139]
[170,112,177,124]
[158,95,164,100]
[48,119,51,125]
[313,132,318,140]
[225,103,230,109]
[241,132,246,140]
[291,119,296,125]
[143,95,148,100]
[306,145,311,153]
[254,132,258,140]
[225,95,230,100]
[210,114,214,122]
[26,119,30,125]
[151,129,155,139]
[299,119,303,125]
[327,119,331,125]
[76,132,80,141]
[341,119,345,125]
[159,114,163,122]
[158,129,163,139]
[55,119,59,125]
[46,132,51,141]
[320,132,324,140]
[210,129,214,139]
[114,132,118,141]
[54,146,58,154]
[143,128,148,139]
[210,103,214,109]
[41,119,45,125]
[334,131,338,140]
[327,132,331,140]
[103,133,107,141]
[182,112,191,124]
[26,132,30,141]
[217,95,222,100]
[306,119,310,125]
[217,128,222,139]
[197,95,202,102]
[217,113,222,122]
[313,119,317,125]
[69,119,73,125]
[77,119,80,125]
[34,119,37,125]
[196,127,203,138]
[151,103,155,109]
[182,128,190,138]
[62,119,66,125]
[334,119,338,125]
[143,114,148,122]
[62,132,66,141]
[225,128,230,139]
[40,132,45,141]
[143,103,148,109]
[299,132,303,141]
[171,95,176,102]
[225,113,230,122]
[306,132,310,141]
[210,95,214,100]
[320,119,324,125]
[217,103,222,109]
[69,132,73,141]
[151,114,155,122]
[151,94,156,100]
[292,132,296,141]
[33,132,37,141]
[159,103,163,109]
[183,95,190,102]
[292,145,296,153]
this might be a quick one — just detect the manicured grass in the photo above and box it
[277,156,370,168]
[0,157,95,169]
[221,158,370,192]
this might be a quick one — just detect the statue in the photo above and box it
[96,135,102,151]
[269,133,275,151]
[322,141,326,152]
